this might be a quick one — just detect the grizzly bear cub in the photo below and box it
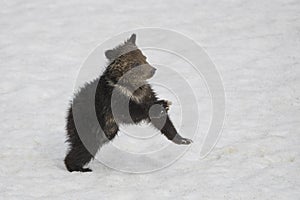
[64,34,192,172]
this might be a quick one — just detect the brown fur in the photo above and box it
[64,34,192,172]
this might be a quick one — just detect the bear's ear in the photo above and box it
[127,33,136,45]
[105,50,115,60]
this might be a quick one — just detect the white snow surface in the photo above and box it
[1,0,300,199]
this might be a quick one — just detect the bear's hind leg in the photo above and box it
[64,144,94,172]
[65,117,119,172]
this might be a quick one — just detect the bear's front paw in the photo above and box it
[172,135,193,145]
[155,100,172,112]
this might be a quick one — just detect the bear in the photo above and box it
[64,34,193,172]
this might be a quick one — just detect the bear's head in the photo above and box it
[104,34,156,86]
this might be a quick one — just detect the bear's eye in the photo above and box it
[133,62,140,68]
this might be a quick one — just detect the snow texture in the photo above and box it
[1,0,300,199]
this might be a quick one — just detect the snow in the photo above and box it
[1,0,300,199]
